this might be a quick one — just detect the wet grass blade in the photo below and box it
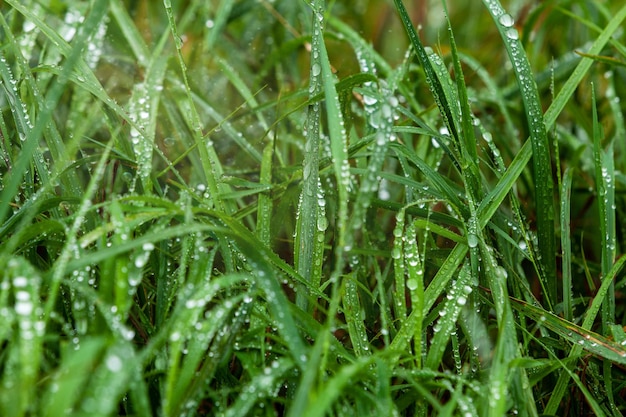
[476,3,626,238]
[316,7,350,258]
[392,0,459,145]
[163,0,225,212]
[560,167,574,321]
[482,0,556,306]
[294,0,324,312]
[425,263,471,370]
[0,0,109,227]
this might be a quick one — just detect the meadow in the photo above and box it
[1,0,625,415]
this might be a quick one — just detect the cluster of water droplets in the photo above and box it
[128,82,153,188]
[59,8,84,43]
[430,265,473,378]
[0,54,34,143]
[18,3,42,59]
[351,47,400,229]
[85,14,109,70]
[8,260,45,342]
[427,49,461,141]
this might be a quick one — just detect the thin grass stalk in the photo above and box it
[592,84,618,413]
[445,13,481,203]
[560,168,574,321]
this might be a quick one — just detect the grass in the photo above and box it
[1,0,626,415]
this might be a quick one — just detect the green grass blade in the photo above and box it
[482,0,556,306]
[445,12,481,202]
[561,167,574,321]
[0,0,109,226]
[294,0,324,312]
[392,0,459,145]
[163,0,225,212]
[425,262,471,370]
[477,4,626,245]
[343,274,370,357]
[545,254,626,413]
[316,8,350,259]
[0,257,45,416]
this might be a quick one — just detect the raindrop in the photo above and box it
[467,234,478,248]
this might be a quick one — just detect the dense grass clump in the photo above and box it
[1,0,626,415]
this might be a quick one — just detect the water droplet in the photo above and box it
[506,28,519,40]
[498,14,514,28]
[311,63,321,76]
[13,276,28,287]
[23,20,36,32]
[363,95,377,106]
[106,355,123,372]
[467,234,478,248]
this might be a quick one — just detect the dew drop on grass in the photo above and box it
[106,355,123,372]
[406,279,418,291]
[363,95,378,106]
[498,14,514,28]
[13,276,28,287]
[467,233,478,248]
[311,63,321,76]
[505,28,519,40]
[23,20,36,32]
